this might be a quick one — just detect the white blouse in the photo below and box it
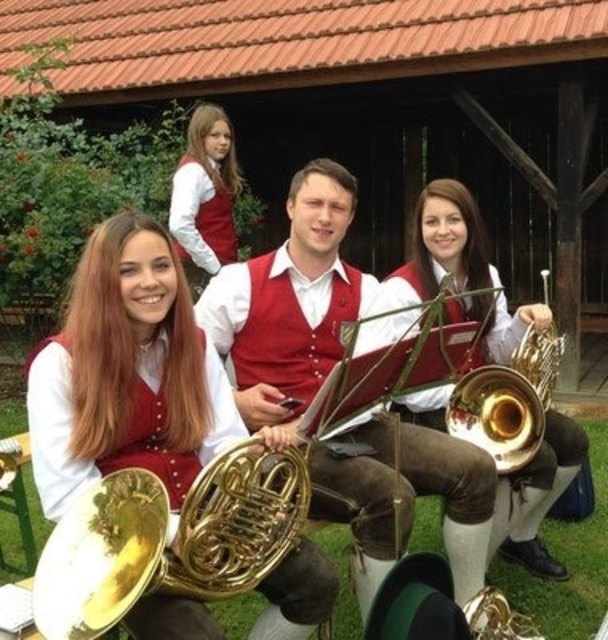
[27,333,250,543]
[358,258,529,412]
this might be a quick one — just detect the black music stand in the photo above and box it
[299,320,481,439]
[298,278,502,441]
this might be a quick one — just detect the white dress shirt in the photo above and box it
[27,332,250,544]
[169,159,223,274]
[194,243,381,436]
[359,258,529,412]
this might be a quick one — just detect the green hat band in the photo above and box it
[380,582,437,639]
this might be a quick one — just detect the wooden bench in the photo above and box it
[0,433,38,576]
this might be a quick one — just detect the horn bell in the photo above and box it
[33,468,169,640]
[447,365,545,473]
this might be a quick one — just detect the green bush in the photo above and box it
[0,42,266,319]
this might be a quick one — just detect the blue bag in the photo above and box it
[548,456,595,521]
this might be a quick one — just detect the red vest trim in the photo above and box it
[174,154,238,265]
[231,252,362,433]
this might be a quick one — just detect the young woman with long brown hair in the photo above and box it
[27,211,338,640]
[366,178,589,582]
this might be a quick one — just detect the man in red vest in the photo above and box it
[194,158,498,623]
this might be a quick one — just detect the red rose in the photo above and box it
[22,200,34,213]
[24,244,35,255]
[16,152,26,162]
[26,228,39,238]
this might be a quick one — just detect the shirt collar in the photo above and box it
[271,241,350,284]
[139,328,169,353]
[431,257,468,293]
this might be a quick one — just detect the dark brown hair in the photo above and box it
[288,157,359,212]
[412,178,496,332]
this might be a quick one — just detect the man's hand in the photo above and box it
[234,383,298,431]
[516,303,553,332]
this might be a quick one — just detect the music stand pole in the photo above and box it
[392,411,404,561]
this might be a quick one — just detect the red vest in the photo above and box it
[387,262,486,371]
[231,252,362,430]
[34,334,204,510]
[174,154,238,265]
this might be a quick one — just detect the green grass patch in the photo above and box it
[1,402,605,639]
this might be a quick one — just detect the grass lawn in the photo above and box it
[1,397,605,639]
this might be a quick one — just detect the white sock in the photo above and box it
[443,515,492,607]
[486,479,546,560]
[510,465,581,541]
[248,604,316,640]
[351,552,396,624]
[487,478,517,563]
[507,486,550,542]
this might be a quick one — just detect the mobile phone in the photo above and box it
[278,397,304,411]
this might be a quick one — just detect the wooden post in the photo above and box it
[556,78,584,392]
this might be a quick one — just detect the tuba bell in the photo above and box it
[33,436,311,640]
[447,270,563,474]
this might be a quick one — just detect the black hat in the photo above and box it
[363,552,472,640]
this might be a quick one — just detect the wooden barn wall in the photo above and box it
[424,113,608,312]
[237,114,406,280]
[240,105,606,314]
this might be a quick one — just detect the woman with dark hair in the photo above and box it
[169,102,245,284]
[366,178,589,581]
[27,211,338,640]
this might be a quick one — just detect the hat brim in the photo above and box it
[364,552,454,638]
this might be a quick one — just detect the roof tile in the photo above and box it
[0,0,606,101]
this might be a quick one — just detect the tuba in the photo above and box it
[447,270,563,473]
[33,436,311,640]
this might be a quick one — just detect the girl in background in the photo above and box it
[27,211,338,640]
[169,102,245,287]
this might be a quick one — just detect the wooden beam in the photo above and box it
[581,95,599,174]
[451,87,557,210]
[556,78,585,392]
[580,165,608,214]
[578,92,608,214]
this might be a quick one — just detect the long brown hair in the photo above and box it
[186,102,245,197]
[63,212,211,459]
[412,178,496,332]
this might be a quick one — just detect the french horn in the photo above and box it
[447,270,563,473]
[33,436,311,640]
[463,586,545,639]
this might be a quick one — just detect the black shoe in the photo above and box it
[499,536,569,581]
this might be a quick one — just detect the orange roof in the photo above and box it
[0,0,607,105]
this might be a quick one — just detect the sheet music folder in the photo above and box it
[299,320,481,439]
